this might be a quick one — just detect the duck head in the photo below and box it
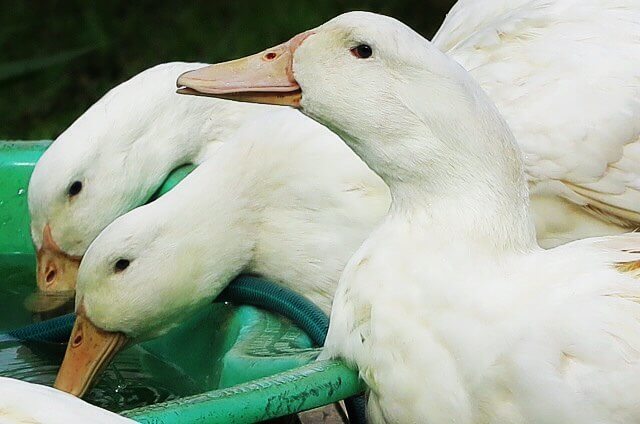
[27,62,261,311]
[177,11,533,249]
[175,12,475,182]
[53,167,253,397]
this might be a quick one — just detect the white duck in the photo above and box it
[52,108,388,397]
[0,377,133,423]
[176,11,640,423]
[28,62,273,295]
[433,0,640,247]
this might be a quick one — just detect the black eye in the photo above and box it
[68,181,83,197]
[351,44,372,59]
[114,259,130,273]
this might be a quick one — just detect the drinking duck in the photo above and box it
[52,108,388,396]
[28,62,274,301]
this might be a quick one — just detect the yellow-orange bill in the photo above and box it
[32,224,82,313]
[54,308,128,397]
[176,32,313,107]
[176,86,302,107]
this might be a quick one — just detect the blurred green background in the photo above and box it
[1,0,455,139]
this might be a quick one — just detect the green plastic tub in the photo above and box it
[0,140,363,423]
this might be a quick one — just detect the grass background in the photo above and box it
[1,0,456,139]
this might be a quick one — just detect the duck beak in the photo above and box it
[54,306,128,397]
[176,31,314,107]
[31,224,81,312]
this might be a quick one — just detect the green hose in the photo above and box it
[2,275,366,423]
[2,313,75,343]
[124,359,361,424]
[217,276,367,424]
[218,275,329,345]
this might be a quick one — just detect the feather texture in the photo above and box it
[434,0,640,246]
[0,377,133,423]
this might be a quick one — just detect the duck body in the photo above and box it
[0,377,133,423]
[434,0,640,247]
[328,222,640,423]
[175,10,640,424]
[242,114,389,313]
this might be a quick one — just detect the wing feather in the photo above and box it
[435,0,640,229]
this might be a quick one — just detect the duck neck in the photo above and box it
[385,143,535,254]
[340,80,536,254]
[147,92,269,164]
[162,140,268,304]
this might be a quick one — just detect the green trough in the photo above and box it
[0,140,363,423]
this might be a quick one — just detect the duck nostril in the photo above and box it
[264,52,277,61]
[72,334,83,347]
[45,269,57,284]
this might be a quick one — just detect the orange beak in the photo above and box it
[176,31,314,107]
[54,306,128,397]
[29,224,81,313]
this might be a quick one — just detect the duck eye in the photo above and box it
[68,181,83,197]
[351,44,372,59]
[114,259,130,273]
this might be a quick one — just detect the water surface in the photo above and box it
[0,337,200,411]
[0,253,209,412]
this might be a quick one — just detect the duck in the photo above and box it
[172,11,640,423]
[0,377,133,423]
[52,108,389,397]
[432,0,640,247]
[27,62,276,299]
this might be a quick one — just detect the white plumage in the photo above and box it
[27,62,273,291]
[24,0,640,339]
[434,0,640,247]
[28,62,264,256]
[210,11,640,424]
[19,2,640,421]
[0,377,133,423]
[29,0,640,290]
[75,108,388,338]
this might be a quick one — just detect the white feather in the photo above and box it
[434,0,640,246]
[0,377,133,423]
[284,11,640,423]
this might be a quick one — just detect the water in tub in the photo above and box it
[0,253,230,412]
